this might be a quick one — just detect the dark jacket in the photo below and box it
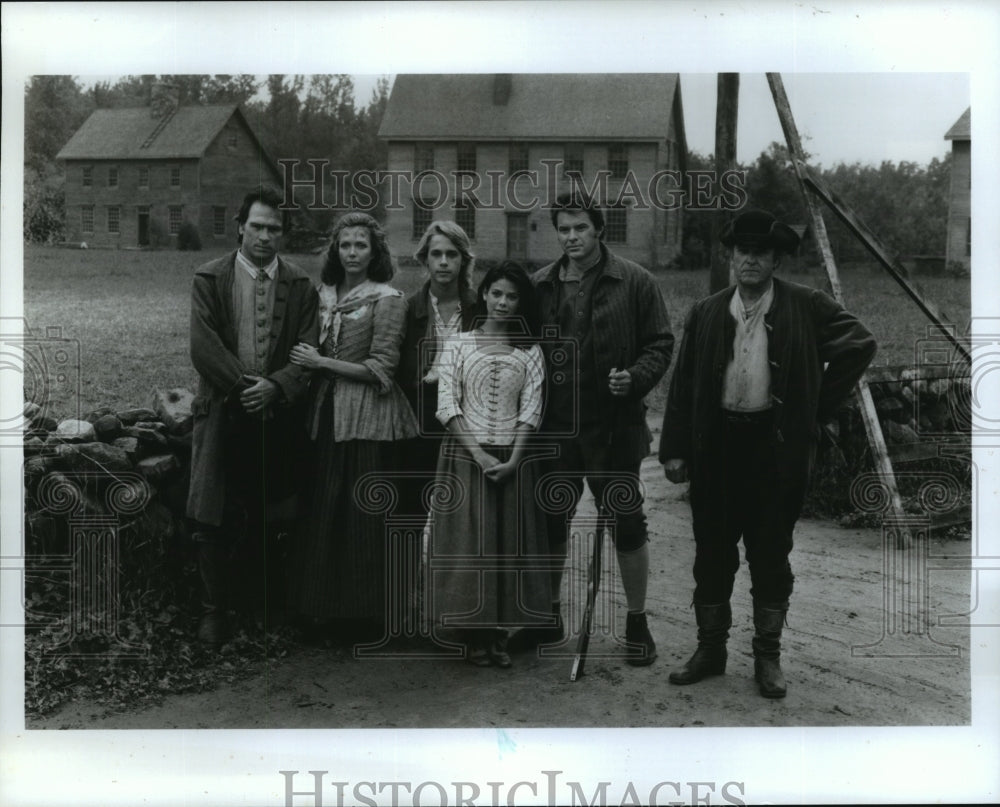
[532,245,674,465]
[396,280,478,411]
[659,276,876,497]
[187,250,319,526]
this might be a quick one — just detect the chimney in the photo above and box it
[493,74,512,106]
[150,82,180,119]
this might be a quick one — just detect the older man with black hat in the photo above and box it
[659,208,876,698]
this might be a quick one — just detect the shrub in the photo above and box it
[177,221,202,251]
[24,167,66,245]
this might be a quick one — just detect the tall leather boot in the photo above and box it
[752,601,788,699]
[194,534,229,648]
[668,602,731,685]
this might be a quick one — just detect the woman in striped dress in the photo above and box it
[288,212,417,640]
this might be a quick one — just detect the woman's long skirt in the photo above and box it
[289,435,394,623]
[427,437,553,637]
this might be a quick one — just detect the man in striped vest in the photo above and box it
[188,185,319,646]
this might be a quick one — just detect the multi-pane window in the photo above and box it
[108,166,119,188]
[563,143,584,175]
[138,166,149,188]
[456,143,477,175]
[412,199,433,240]
[509,143,529,174]
[81,206,94,233]
[107,206,120,234]
[82,166,93,187]
[170,166,181,188]
[608,143,628,179]
[414,144,434,173]
[455,200,476,240]
[168,206,183,235]
[605,204,627,244]
[228,133,238,148]
[213,207,226,237]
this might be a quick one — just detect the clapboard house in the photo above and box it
[944,106,971,270]
[378,74,687,267]
[56,84,281,248]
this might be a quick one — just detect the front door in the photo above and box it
[506,213,528,261]
[137,208,150,247]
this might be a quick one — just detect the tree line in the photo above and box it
[682,142,954,269]
[23,73,390,243]
[25,74,954,266]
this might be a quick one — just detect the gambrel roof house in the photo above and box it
[378,73,687,268]
[57,85,281,248]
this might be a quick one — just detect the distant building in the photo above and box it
[56,83,281,248]
[944,107,970,269]
[377,74,687,267]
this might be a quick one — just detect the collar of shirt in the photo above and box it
[235,249,278,281]
[558,251,604,283]
[428,290,463,330]
[731,281,775,323]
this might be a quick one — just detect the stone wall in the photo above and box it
[23,389,195,572]
[844,363,970,458]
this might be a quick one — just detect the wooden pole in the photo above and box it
[710,73,739,293]
[796,164,970,364]
[766,72,911,547]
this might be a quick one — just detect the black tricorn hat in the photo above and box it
[720,208,800,254]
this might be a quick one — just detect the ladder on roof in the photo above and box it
[139,108,177,150]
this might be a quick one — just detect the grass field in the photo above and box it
[22,245,971,420]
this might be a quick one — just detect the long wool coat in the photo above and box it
[532,245,675,466]
[659,276,877,529]
[186,250,319,527]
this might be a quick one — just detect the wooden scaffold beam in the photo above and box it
[765,72,913,546]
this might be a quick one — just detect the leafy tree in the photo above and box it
[740,141,807,224]
[680,149,713,269]
[699,140,953,267]
[91,74,155,108]
[24,75,93,172]
[23,76,92,243]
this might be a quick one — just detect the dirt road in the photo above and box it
[32,450,971,730]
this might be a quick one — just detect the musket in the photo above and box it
[569,347,626,681]
[569,511,605,681]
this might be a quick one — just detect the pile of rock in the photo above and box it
[23,389,196,561]
[858,364,971,454]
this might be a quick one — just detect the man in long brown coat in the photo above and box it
[187,185,319,646]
